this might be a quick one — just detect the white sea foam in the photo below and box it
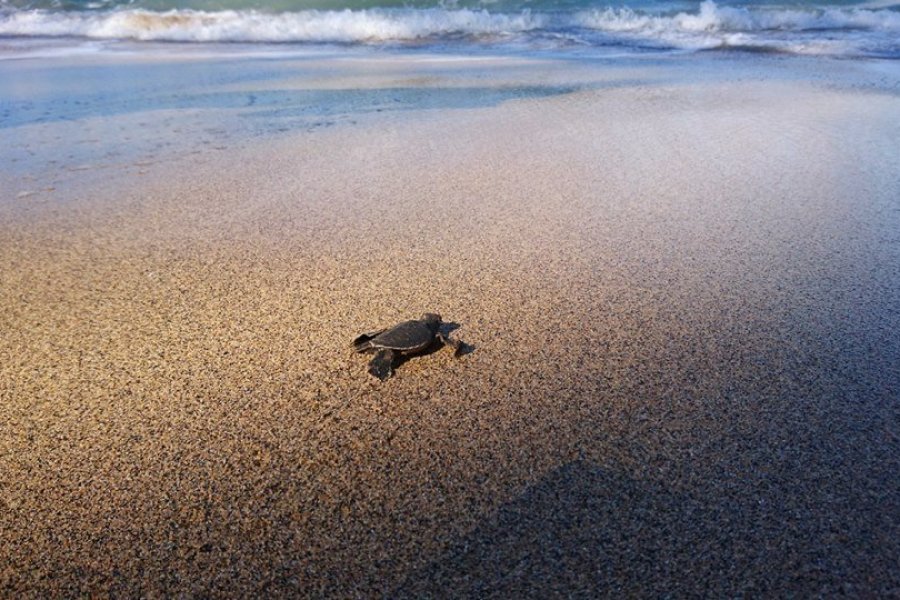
[0,8,545,42]
[0,2,898,56]
[575,1,900,35]
[574,1,900,53]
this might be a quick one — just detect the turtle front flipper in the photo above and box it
[438,332,464,357]
[368,348,398,380]
[353,330,386,353]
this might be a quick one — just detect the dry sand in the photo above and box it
[1,53,899,596]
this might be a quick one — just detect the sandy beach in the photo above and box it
[2,49,899,596]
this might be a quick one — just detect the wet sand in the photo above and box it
[1,52,899,596]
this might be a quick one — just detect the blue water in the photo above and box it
[0,0,898,57]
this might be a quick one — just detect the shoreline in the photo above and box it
[2,49,899,596]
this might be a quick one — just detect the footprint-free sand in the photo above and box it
[1,51,899,596]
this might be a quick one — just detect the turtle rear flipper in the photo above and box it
[353,330,386,353]
[368,348,397,380]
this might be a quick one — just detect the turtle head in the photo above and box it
[422,313,442,331]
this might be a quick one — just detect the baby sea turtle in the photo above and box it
[352,313,464,380]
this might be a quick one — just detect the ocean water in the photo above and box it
[0,0,899,58]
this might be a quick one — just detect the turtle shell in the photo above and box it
[369,319,439,353]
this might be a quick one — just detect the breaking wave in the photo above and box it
[0,8,546,42]
[1,1,899,56]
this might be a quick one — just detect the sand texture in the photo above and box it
[1,53,899,597]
